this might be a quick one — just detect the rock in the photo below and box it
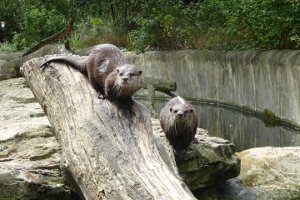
[180,135,240,190]
[190,147,300,200]
[0,52,22,61]
[236,147,300,199]
[0,77,72,199]
[0,45,71,80]
[0,59,6,67]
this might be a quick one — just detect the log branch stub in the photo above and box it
[21,57,196,200]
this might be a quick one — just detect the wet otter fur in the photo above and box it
[41,43,143,99]
[159,96,198,160]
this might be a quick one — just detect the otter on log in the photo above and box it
[159,96,198,160]
[41,43,143,99]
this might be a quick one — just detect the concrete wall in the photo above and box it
[126,50,300,125]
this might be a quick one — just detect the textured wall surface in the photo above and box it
[127,50,300,125]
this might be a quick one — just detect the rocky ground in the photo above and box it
[0,77,299,200]
[0,78,71,199]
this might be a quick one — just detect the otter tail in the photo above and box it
[40,56,87,74]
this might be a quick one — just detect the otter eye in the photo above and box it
[173,110,178,113]
[169,108,172,112]
[116,69,120,73]
[119,72,123,76]
[138,70,142,75]
[190,109,193,113]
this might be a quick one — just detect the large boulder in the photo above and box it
[0,45,71,80]
[236,147,300,199]
[192,147,300,200]
[0,52,22,61]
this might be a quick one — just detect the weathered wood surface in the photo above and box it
[21,57,196,200]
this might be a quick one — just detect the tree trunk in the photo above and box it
[21,57,196,200]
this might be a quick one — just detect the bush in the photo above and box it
[227,0,300,49]
[2,0,300,52]
[0,41,17,53]
[68,16,128,49]
[128,0,196,52]
[128,0,300,51]
[12,6,66,50]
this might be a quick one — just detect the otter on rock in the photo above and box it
[159,96,198,160]
[41,43,143,99]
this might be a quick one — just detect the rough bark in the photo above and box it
[21,57,196,200]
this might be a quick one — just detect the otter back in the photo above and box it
[41,43,143,99]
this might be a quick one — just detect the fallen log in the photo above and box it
[21,57,196,200]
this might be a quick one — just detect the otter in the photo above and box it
[41,43,143,99]
[159,96,198,160]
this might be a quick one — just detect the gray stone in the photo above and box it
[236,147,300,199]
[0,52,22,61]
[193,147,300,200]
[0,77,71,199]
[0,45,71,80]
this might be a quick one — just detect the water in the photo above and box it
[194,104,300,152]
[138,97,300,152]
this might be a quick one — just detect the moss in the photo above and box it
[260,109,280,127]
[240,174,258,187]
[0,181,71,200]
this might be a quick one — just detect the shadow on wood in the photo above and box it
[21,57,196,200]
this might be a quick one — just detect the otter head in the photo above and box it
[169,104,195,123]
[105,64,143,98]
[168,96,196,129]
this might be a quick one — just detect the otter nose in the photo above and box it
[123,77,129,81]
[177,113,184,117]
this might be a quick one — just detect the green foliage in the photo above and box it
[1,0,299,51]
[0,41,17,53]
[69,16,120,49]
[12,6,66,50]
[128,0,194,51]
[233,0,300,49]
[0,0,23,42]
